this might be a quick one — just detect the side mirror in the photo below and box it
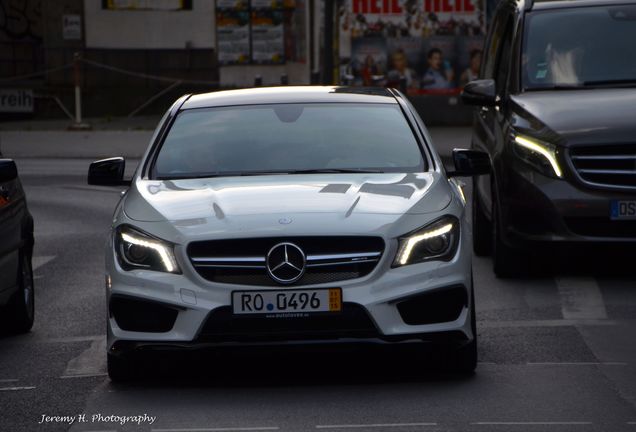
[0,159,18,183]
[88,157,130,186]
[461,79,497,107]
[448,149,491,177]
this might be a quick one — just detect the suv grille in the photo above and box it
[188,236,384,286]
[569,144,636,189]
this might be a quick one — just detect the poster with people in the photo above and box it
[339,0,486,94]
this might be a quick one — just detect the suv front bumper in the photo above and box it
[500,158,636,245]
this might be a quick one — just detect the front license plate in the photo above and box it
[610,200,636,220]
[232,288,342,316]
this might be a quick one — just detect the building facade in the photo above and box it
[1,0,487,122]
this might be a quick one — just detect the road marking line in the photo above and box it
[62,336,107,378]
[82,430,117,432]
[0,386,36,391]
[0,379,18,383]
[627,422,636,425]
[60,185,123,194]
[48,335,102,343]
[316,423,437,429]
[60,373,108,379]
[152,428,280,432]
[472,422,592,426]
[481,319,616,328]
[527,362,627,366]
[556,277,607,320]
[32,255,56,272]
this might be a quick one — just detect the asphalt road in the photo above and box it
[1,134,636,432]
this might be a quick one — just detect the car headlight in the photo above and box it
[115,225,180,273]
[513,134,563,178]
[393,216,460,267]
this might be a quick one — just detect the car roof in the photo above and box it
[529,0,634,11]
[182,86,398,110]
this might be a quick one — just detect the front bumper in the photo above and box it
[105,232,473,354]
[500,157,636,245]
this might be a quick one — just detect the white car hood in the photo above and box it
[124,173,452,224]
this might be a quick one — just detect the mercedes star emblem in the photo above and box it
[266,242,306,284]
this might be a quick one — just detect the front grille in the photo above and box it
[565,218,636,238]
[198,303,379,342]
[188,236,384,286]
[569,144,636,189]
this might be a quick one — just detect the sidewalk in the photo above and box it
[0,130,153,159]
[0,116,160,132]
[0,117,472,161]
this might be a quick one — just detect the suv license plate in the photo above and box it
[610,200,636,220]
[232,288,342,316]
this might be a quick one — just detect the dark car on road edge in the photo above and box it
[0,151,34,333]
[463,0,636,276]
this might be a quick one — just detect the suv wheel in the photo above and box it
[472,178,491,256]
[491,189,528,278]
[5,249,35,334]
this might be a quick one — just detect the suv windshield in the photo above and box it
[523,4,636,90]
[152,103,425,179]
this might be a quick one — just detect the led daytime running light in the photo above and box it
[514,135,563,178]
[397,223,454,266]
[121,231,177,273]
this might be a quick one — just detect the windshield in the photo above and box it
[152,103,425,179]
[522,5,636,90]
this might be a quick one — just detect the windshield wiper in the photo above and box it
[581,79,636,88]
[527,80,636,91]
[285,168,385,174]
[525,85,585,91]
[156,168,384,180]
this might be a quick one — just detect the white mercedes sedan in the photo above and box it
[88,86,490,381]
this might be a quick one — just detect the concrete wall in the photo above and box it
[83,0,311,87]
[83,0,215,49]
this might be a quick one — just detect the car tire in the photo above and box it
[5,249,35,334]
[491,188,528,278]
[107,353,135,382]
[472,178,491,256]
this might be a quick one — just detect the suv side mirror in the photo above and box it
[0,159,18,183]
[461,79,497,107]
[88,157,130,186]
[448,149,491,177]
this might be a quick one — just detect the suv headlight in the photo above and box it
[393,216,460,267]
[513,134,563,178]
[115,225,180,274]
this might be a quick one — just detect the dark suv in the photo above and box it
[462,0,636,276]
[0,152,34,333]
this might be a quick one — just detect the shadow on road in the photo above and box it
[511,244,636,279]
[112,343,476,388]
